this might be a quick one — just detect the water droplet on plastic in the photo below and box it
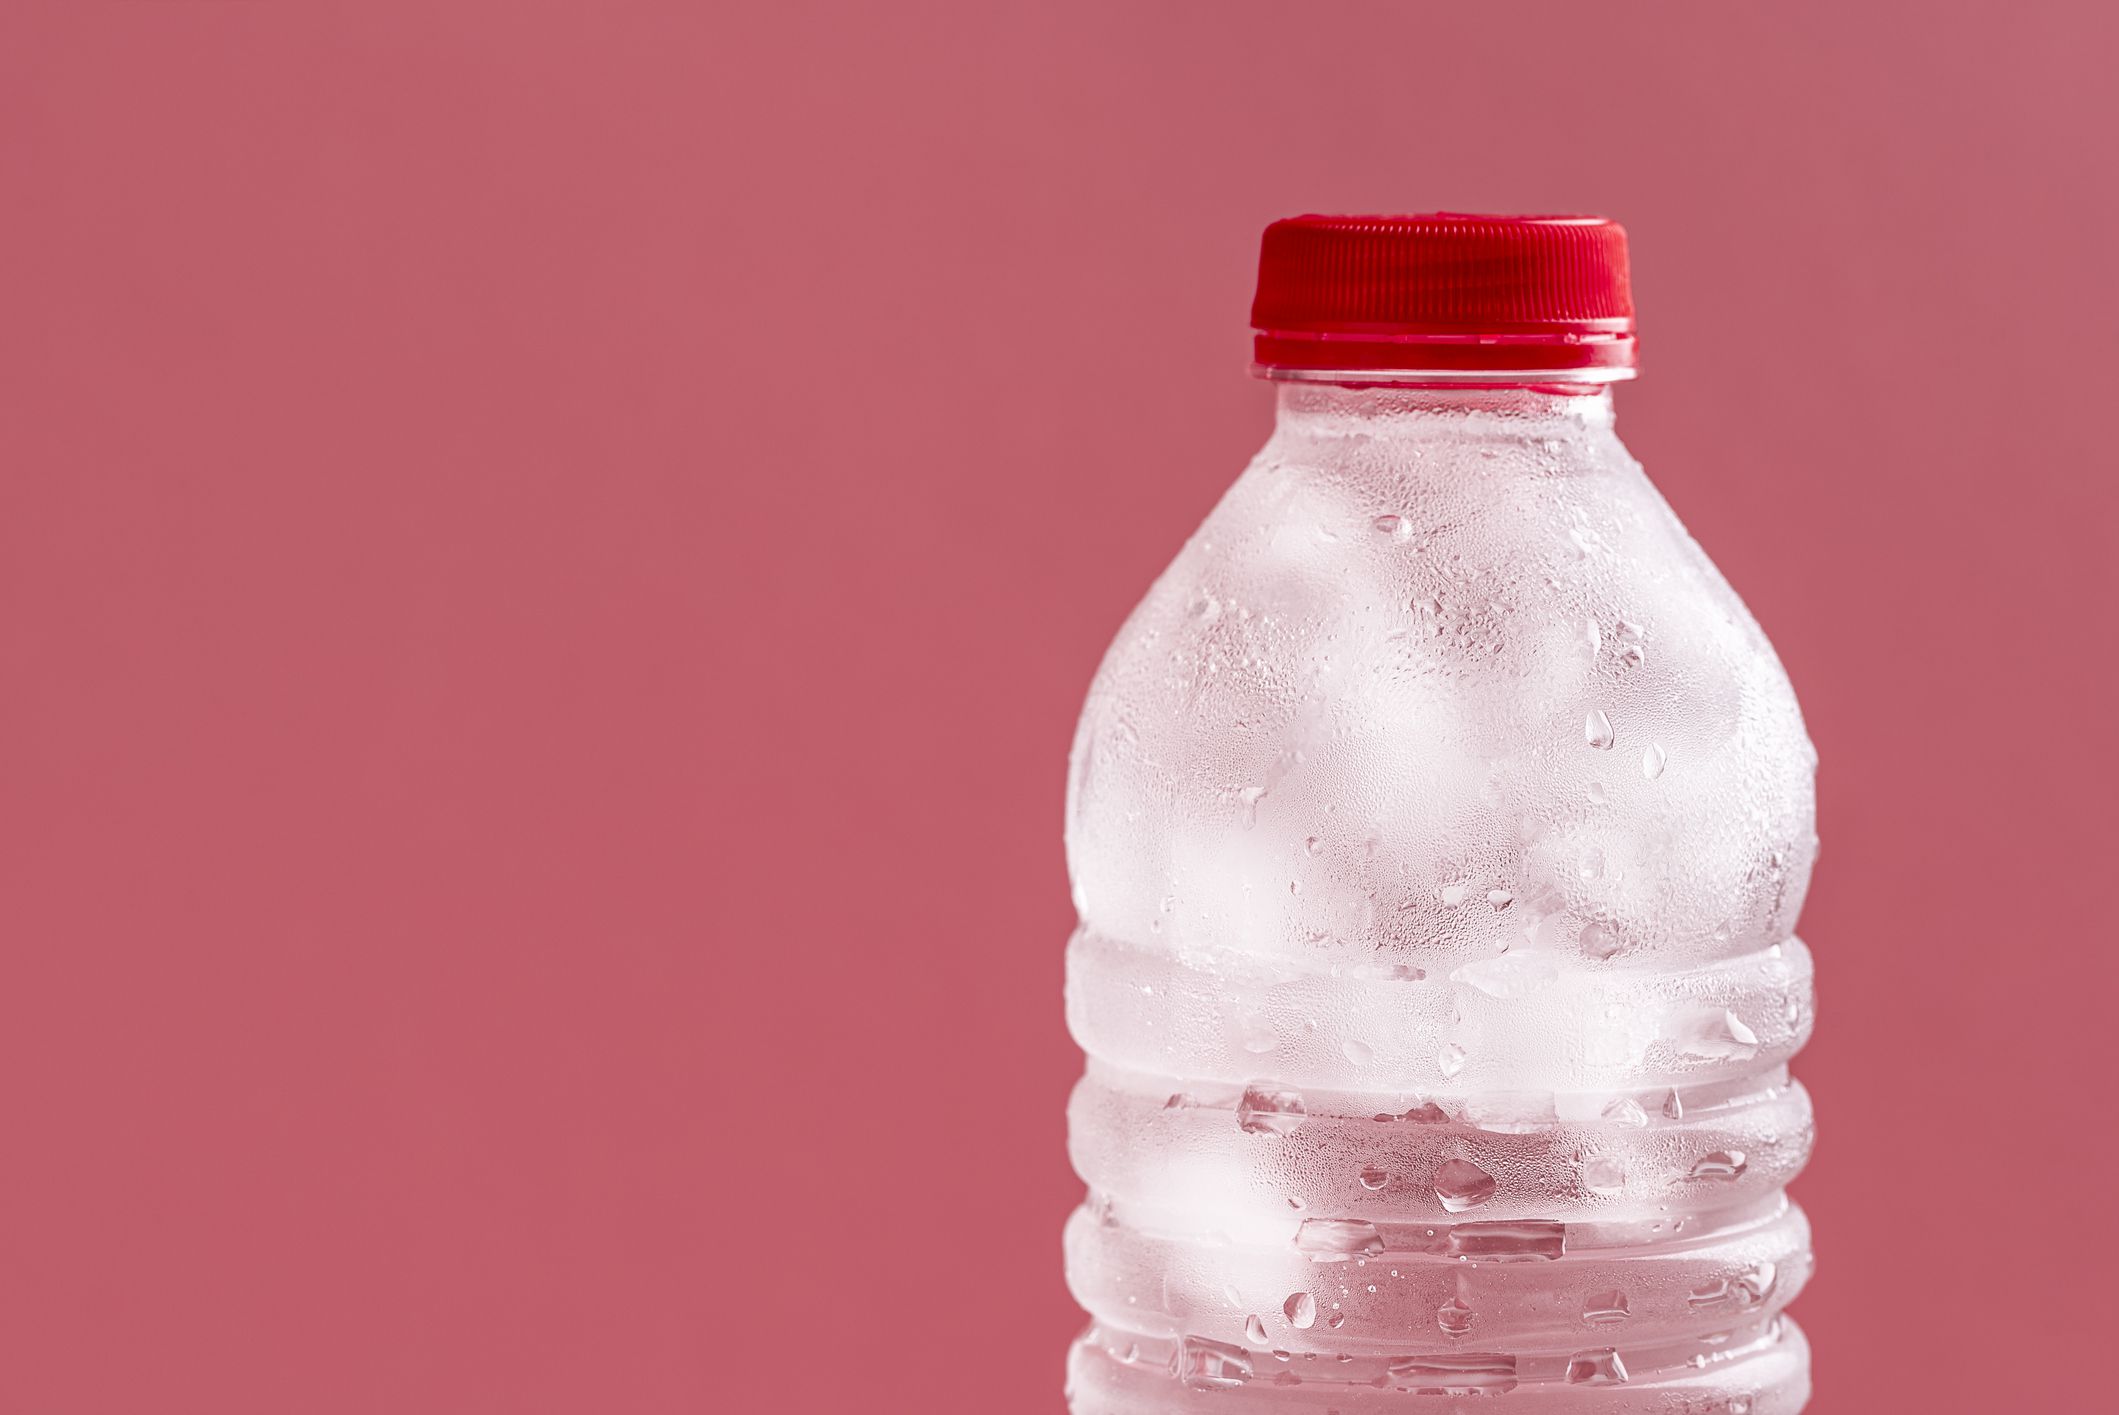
[1663,1089,1685,1120]
[1437,1297,1474,1336]
[1578,848,1604,880]
[1601,1096,1648,1127]
[1388,1351,1516,1391]
[1342,1038,1373,1066]
[1440,883,1468,906]
[1580,920,1622,960]
[1358,1165,1390,1191]
[1402,1100,1449,1124]
[1237,784,1269,827]
[1372,514,1404,535]
[1175,1335,1253,1389]
[1585,711,1615,750]
[1283,1292,1317,1329]
[1304,835,1324,857]
[1583,1289,1629,1324]
[1642,743,1667,779]
[1688,1277,1734,1308]
[1325,1310,1346,1329]
[1565,1347,1629,1385]
[1294,1219,1385,1258]
[1164,1092,1196,1110]
[1681,1008,1759,1060]
[1486,889,1513,910]
[1580,620,1603,659]
[1730,1396,1754,1414]
[1619,644,1645,668]
[1244,1315,1269,1345]
[1237,1085,1306,1135]
[1432,1158,1497,1212]
[1587,781,1608,804]
[1581,1155,1627,1194]
[1240,1014,1279,1054]
[1447,1220,1566,1261]
[1690,1150,1749,1181]
[1438,1043,1467,1079]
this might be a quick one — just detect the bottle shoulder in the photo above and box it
[1065,433,1816,976]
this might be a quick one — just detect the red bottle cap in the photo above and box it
[1250,214,1636,379]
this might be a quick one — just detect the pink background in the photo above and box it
[3,5,2115,1412]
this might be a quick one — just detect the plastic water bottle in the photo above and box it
[1063,215,1816,1412]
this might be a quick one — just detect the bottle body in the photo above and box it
[1064,384,1816,1410]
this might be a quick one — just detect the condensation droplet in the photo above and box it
[1236,1085,1306,1136]
[1439,883,1468,906]
[1244,1315,1269,1345]
[1642,743,1667,779]
[1486,889,1514,910]
[1325,1310,1346,1330]
[1240,1014,1279,1054]
[1437,1297,1474,1336]
[1304,835,1324,857]
[1565,1347,1629,1385]
[1438,1043,1467,1079]
[1583,1289,1630,1324]
[1690,1150,1749,1181]
[1358,1165,1390,1191]
[1587,781,1608,805]
[1283,1292,1316,1329]
[1294,1219,1385,1258]
[1432,1158,1497,1212]
[1601,1096,1648,1128]
[1372,514,1404,536]
[1578,847,1605,880]
[1175,1335,1252,1390]
[1581,1155,1627,1194]
[1688,1278,1734,1308]
[1238,784,1268,826]
[1618,643,1646,668]
[1585,710,1615,750]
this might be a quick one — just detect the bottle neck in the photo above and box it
[1271,380,1617,441]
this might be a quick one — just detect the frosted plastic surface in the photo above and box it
[1063,385,1816,1410]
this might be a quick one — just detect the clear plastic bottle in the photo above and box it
[1063,216,1816,1412]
